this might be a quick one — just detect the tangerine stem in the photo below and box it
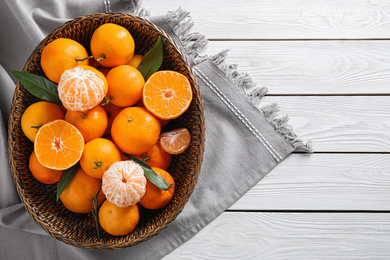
[101,96,113,106]
[141,156,150,162]
[96,54,105,62]
[30,124,43,133]
[75,55,93,62]
[81,113,88,119]
[93,161,102,169]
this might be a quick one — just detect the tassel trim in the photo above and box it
[165,8,312,152]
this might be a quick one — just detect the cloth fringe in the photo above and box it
[165,8,312,153]
[121,0,150,17]
[166,8,208,65]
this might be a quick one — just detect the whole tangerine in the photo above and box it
[90,23,135,68]
[99,200,139,236]
[40,38,90,83]
[60,167,105,213]
[111,107,161,155]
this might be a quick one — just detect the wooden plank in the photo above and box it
[262,96,390,152]
[205,40,390,95]
[230,153,390,211]
[163,212,390,259]
[143,0,390,39]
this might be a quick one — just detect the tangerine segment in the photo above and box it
[102,160,147,208]
[99,200,139,236]
[159,127,191,155]
[142,71,193,120]
[58,66,106,112]
[34,120,84,170]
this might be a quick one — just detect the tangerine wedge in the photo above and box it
[159,127,191,155]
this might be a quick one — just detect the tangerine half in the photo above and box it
[142,70,193,120]
[34,119,84,170]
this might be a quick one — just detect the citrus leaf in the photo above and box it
[91,187,102,238]
[137,36,163,81]
[124,153,169,191]
[56,163,80,202]
[11,70,62,105]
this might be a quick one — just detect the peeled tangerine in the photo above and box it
[58,66,107,112]
[102,160,147,208]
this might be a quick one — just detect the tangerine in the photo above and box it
[34,119,84,170]
[102,160,146,208]
[60,167,105,213]
[134,142,172,170]
[90,23,135,68]
[21,101,64,142]
[58,65,108,112]
[106,65,145,107]
[65,104,108,142]
[101,101,122,137]
[111,107,161,155]
[99,200,139,236]
[139,167,175,210]
[127,54,143,68]
[143,70,193,120]
[40,38,90,83]
[29,150,63,184]
[80,138,121,179]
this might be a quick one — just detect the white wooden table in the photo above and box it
[144,1,390,259]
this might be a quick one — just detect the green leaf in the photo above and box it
[56,163,80,202]
[11,70,62,105]
[91,187,102,239]
[124,153,170,191]
[137,36,163,81]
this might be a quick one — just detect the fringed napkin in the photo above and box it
[0,1,310,259]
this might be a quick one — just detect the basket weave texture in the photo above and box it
[8,13,205,250]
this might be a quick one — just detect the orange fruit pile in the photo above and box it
[21,22,194,237]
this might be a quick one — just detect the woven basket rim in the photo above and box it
[8,13,205,250]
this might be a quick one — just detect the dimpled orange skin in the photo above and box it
[134,142,172,170]
[40,38,89,83]
[106,65,145,107]
[111,107,161,155]
[65,105,108,143]
[21,101,65,142]
[80,138,122,179]
[90,23,135,68]
[139,167,175,210]
[60,168,105,214]
[99,200,140,236]
[127,54,143,68]
[29,150,63,184]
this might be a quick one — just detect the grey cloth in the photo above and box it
[0,0,309,259]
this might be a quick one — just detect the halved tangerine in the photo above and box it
[34,119,84,170]
[142,70,193,120]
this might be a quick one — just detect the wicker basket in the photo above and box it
[8,13,205,250]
